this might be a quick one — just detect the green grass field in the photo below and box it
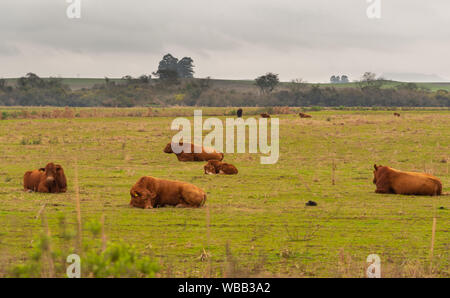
[0,108,448,277]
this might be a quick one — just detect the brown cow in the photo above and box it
[260,113,270,118]
[129,176,206,209]
[373,164,442,196]
[204,160,238,175]
[24,163,67,193]
[299,112,312,118]
[394,113,401,117]
[164,142,224,162]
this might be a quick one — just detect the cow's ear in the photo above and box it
[142,179,157,199]
[374,164,377,170]
[55,165,62,171]
[39,168,45,172]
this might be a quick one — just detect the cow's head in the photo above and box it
[163,142,173,153]
[373,164,382,184]
[43,163,66,190]
[55,164,67,190]
[204,163,216,175]
[130,177,157,209]
[163,142,185,154]
[43,163,58,184]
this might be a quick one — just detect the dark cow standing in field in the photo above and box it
[130,176,206,209]
[204,160,238,175]
[164,142,224,162]
[260,113,270,118]
[24,163,67,193]
[237,108,243,118]
[393,113,401,117]
[373,164,442,196]
[299,112,312,118]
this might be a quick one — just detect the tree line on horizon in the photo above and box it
[0,56,449,108]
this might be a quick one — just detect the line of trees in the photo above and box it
[0,67,449,107]
[330,75,349,83]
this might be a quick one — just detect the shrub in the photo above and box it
[10,217,160,278]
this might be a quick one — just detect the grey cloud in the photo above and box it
[0,0,449,81]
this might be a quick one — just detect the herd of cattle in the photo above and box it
[22,111,443,209]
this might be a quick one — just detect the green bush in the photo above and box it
[10,217,159,278]
[84,243,159,278]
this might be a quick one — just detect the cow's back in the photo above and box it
[191,144,224,161]
[24,170,44,191]
[390,171,442,195]
[154,177,204,206]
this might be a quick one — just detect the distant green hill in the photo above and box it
[318,81,450,92]
[4,77,450,92]
[4,78,122,90]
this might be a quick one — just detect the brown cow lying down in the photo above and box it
[373,164,442,196]
[204,160,238,175]
[260,113,270,118]
[394,113,401,117]
[299,112,312,118]
[129,176,207,209]
[24,163,67,193]
[164,142,224,162]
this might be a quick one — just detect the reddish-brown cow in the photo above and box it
[373,164,442,196]
[24,163,67,193]
[299,112,312,118]
[164,142,224,162]
[204,160,238,175]
[129,176,206,209]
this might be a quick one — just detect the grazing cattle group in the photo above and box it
[21,112,445,212]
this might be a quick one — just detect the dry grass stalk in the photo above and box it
[298,173,312,193]
[40,208,55,278]
[429,217,436,274]
[74,158,82,253]
[101,214,107,252]
[332,158,336,185]
[35,203,47,220]
[204,203,212,277]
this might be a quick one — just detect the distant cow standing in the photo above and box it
[260,113,270,118]
[164,142,224,162]
[130,176,206,209]
[237,108,243,118]
[204,160,238,175]
[24,163,67,193]
[373,164,442,196]
[299,112,312,118]
[394,113,401,117]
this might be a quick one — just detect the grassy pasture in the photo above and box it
[0,108,448,277]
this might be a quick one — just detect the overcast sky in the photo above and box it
[0,0,449,82]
